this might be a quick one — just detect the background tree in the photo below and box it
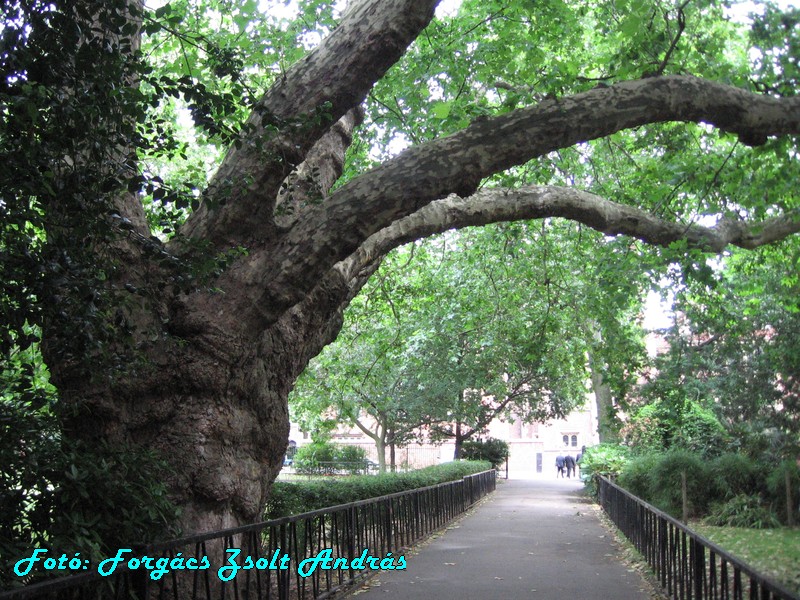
[637,239,800,460]
[1,0,799,548]
[294,222,597,462]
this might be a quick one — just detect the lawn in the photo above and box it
[691,524,800,596]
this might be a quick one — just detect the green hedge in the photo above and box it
[265,460,492,519]
[612,450,798,527]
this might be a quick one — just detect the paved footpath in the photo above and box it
[345,477,659,600]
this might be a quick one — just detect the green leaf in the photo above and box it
[431,101,452,119]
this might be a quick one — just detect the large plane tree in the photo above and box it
[2,0,799,540]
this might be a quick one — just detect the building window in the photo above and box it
[562,434,569,446]
[571,434,578,447]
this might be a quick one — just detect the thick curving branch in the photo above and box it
[247,76,799,318]
[178,0,439,248]
[199,75,800,334]
[336,186,800,283]
[274,107,365,229]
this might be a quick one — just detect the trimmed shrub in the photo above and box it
[461,438,509,469]
[617,453,662,502]
[710,453,766,500]
[650,449,711,518]
[265,460,491,518]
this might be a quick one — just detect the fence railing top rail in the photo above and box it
[598,475,799,600]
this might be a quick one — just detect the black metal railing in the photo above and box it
[2,470,496,600]
[597,475,800,600]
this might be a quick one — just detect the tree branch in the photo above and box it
[353,417,380,443]
[178,0,439,248]
[265,76,799,313]
[191,74,799,335]
[274,107,365,229]
[253,179,799,360]
[337,186,800,283]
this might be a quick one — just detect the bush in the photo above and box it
[1,387,181,587]
[265,460,492,518]
[617,453,662,502]
[620,404,669,455]
[615,448,795,528]
[580,444,630,480]
[579,444,631,494]
[461,438,509,469]
[621,399,730,458]
[650,449,711,518]
[334,445,370,475]
[705,494,781,529]
[292,441,337,474]
[0,435,180,588]
[292,442,369,475]
[674,403,730,458]
[710,453,765,500]
[615,450,792,528]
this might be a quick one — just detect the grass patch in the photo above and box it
[692,523,800,596]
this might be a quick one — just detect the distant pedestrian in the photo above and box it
[555,454,566,478]
[565,454,576,478]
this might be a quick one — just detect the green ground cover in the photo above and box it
[692,524,800,596]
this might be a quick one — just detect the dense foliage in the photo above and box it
[266,460,492,518]
[620,399,731,457]
[291,220,648,462]
[601,448,800,526]
[460,438,510,469]
[576,443,631,486]
[292,441,371,475]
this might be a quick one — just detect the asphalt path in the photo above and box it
[344,477,660,600]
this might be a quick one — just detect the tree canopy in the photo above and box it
[636,239,800,458]
[291,219,649,464]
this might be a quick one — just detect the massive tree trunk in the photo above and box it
[44,0,800,537]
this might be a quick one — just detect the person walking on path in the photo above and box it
[555,453,566,478]
[565,454,577,478]
[347,478,657,600]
